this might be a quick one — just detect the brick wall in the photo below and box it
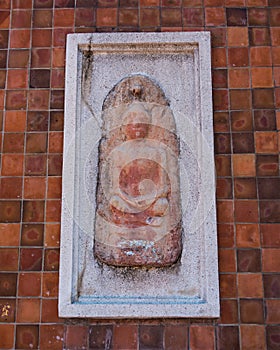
[0,0,279,349]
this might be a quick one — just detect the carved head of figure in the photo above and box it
[122,102,151,140]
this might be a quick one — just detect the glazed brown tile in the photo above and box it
[28,90,49,110]
[119,9,138,27]
[41,298,62,323]
[20,248,42,271]
[240,299,264,323]
[262,248,280,272]
[248,8,268,26]
[237,249,261,272]
[47,177,62,199]
[252,67,273,88]
[55,0,75,6]
[23,200,44,223]
[228,27,248,47]
[0,248,18,271]
[34,0,53,7]
[232,133,254,153]
[77,0,97,6]
[30,69,51,88]
[18,272,41,296]
[21,224,44,246]
[25,154,47,175]
[226,8,247,26]
[256,155,279,176]
[89,324,114,349]
[266,325,280,350]
[50,90,64,109]
[232,154,256,177]
[1,154,24,176]
[258,178,280,199]
[45,223,60,247]
[249,27,271,46]
[6,90,27,110]
[217,224,234,248]
[214,133,231,154]
[17,298,40,323]
[212,48,227,68]
[0,30,8,49]
[44,249,59,271]
[27,111,49,131]
[230,90,251,110]
[13,0,33,9]
[212,70,227,89]
[218,249,236,272]
[0,201,21,222]
[12,9,32,28]
[236,224,260,247]
[65,325,89,350]
[53,28,73,47]
[164,325,188,350]
[250,47,272,67]
[205,7,225,26]
[234,178,257,199]
[31,48,51,68]
[219,300,238,324]
[0,273,17,296]
[215,155,232,175]
[261,223,280,247]
[217,326,239,350]
[0,11,9,29]
[189,326,215,350]
[229,68,250,89]
[40,325,64,350]
[0,325,14,349]
[0,223,20,246]
[183,8,204,26]
[0,69,6,88]
[7,69,28,89]
[235,200,258,222]
[32,29,52,47]
[139,8,160,27]
[219,274,237,298]
[260,201,280,223]
[254,110,276,131]
[210,28,226,47]
[272,47,280,66]
[271,27,280,46]
[51,69,65,88]
[213,90,229,111]
[240,325,266,350]
[96,8,117,27]
[0,50,7,68]
[263,274,280,298]
[16,325,39,350]
[216,178,232,199]
[255,131,278,153]
[253,89,274,109]
[26,133,47,153]
[48,132,63,153]
[42,272,59,297]
[46,200,61,222]
[50,111,64,131]
[266,300,280,324]
[48,154,63,175]
[0,298,16,322]
[24,177,46,199]
[98,0,118,6]
[231,111,253,132]
[217,200,234,223]
[0,177,22,199]
[3,133,24,153]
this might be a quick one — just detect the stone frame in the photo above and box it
[59,32,219,318]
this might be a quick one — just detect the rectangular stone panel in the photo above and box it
[59,32,219,318]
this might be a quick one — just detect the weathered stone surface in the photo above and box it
[95,75,182,267]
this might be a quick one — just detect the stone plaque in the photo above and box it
[59,32,219,318]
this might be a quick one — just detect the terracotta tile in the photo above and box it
[0,177,22,199]
[203,0,223,4]
[6,90,27,110]
[31,48,51,68]
[39,325,64,350]
[0,299,16,322]
[32,29,52,47]
[232,154,256,177]
[0,11,10,29]
[138,8,159,28]
[236,224,260,247]
[271,28,280,46]
[232,133,254,153]
[25,154,47,176]
[210,28,226,47]
[16,325,39,350]
[252,67,273,88]
[51,69,65,88]
[248,0,267,4]
[262,249,280,272]
[47,177,62,199]
[118,8,138,26]
[189,326,215,350]
[216,178,232,199]
[18,272,41,296]
[257,155,279,176]
[42,272,59,297]
[41,298,62,322]
[214,133,231,154]
[272,47,280,66]
[218,249,236,272]
[13,0,33,8]
[261,223,280,247]
[12,9,31,28]
[217,326,239,350]
[89,324,114,349]
[260,201,280,223]
[53,28,73,47]
[234,178,257,199]
[65,325,89,349]
[162,8,182,26]
[0,201,21,223]
[248,8,268,26]
[0,273,17,296]
[34,0,53,7]
[274,67,280,86]
[17,298,40,322]
[51,48,64,68]
[219,274,237,298]
[46,200,61,222]
[230,89,251,110]
[266,300,280,324]
[0,248,18,271]
[250,47,271,67]
[26,133,47,153]
[44,249,59,271]
[255,131,278,153]
[48,132,63,153]
[218,224,234,248]
[20,248,42,271]
[266,325,280,350]
[0,0,11,8]
[75,8,95,27]
[3,111,25,133]
[229,68,250,89]
[226,8,247,26]
[212,70,227,88]
[0,325,14,349]
[205,7,225,26]
[249,27,271,46]
[1,154,24,176]
[182,8,204,26]
[235,200,258,222]
[213,89,229,111]
[10,29,31,48]
[23,200,44,223]
[228,27,248,47]
[21,223,44,246]
[96,8,117,26]
[238,272,263,297]
[28,90,49,110]
[30,69,50,88]
[48,154,63,175]
[217,200,234,223]
[240,299,264,323]
[140,0,159,5]
[50,90,64,109]
[219,300,238,324]
[240,325,265,350]
[27,111,48,131]
[119,0,138,6]
[264,274,280,298]
[164,325,188,350]
[24,177,46,199]
[45,224,60,247]
[8,48,29,67]
[53,8,74,27]
[3,133,24,153]
[7,69,28,89]
[212,48,226,68]
[0,223,20,246]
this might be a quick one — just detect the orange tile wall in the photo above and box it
[0,0,280,349]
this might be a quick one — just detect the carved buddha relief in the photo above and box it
[94,75,182,267]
